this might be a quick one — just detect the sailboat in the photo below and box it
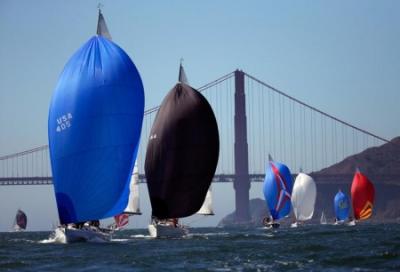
[290,172,316,228]
[48,8,144,243]
[320,211,327,225]
[13,209,27,231]
[333,190,350,225]
[350,169,375,224]
[111,161,142,230]
[197,186,214,216]
[145,62,219,238]
[263,155,294,229]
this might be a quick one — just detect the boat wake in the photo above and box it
[130,234,152,239]
[39,228,66,244]
[188,232,230,238]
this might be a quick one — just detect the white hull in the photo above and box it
[148,223,188,238]
[56,226,111,243]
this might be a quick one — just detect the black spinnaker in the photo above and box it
[15,209,27,230]
[145,65,219,219]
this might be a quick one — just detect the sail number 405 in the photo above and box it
[56,113,73,132]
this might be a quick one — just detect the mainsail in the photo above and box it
[14,209,27,230]
[334,190,350,221]
[48,10,145,224]
[96,8,112,40]
[124,162,141,214]
[178,61,188,84]
[263,159,293,220]
[145,64,219,219]
[351,170,375,220]
[197,187,214,215]
[291,173,317,221]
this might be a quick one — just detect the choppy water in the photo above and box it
[1,223,399,271]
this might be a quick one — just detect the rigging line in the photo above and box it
[243,72,393,145]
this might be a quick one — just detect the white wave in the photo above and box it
[39,228,66,244]
[130,234,152,239]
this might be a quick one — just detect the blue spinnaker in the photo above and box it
[263,161,293,220]
[334,190,350,221]
[48,36,144,224]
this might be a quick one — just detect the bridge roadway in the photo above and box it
[1,174,398,186]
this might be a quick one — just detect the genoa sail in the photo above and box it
[351,170,375,220]
[145,65,219,220]
[334,190,350,221]
[197,187,214,215]
[263,160,294,220]
[124,162,141,214]
[14,209,27,230]
[291,173,317,221]
[48,19,145,224]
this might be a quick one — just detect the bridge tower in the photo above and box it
[234,70,250,222]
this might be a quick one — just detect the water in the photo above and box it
[1,224,399,271]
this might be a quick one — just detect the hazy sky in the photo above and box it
[1,1,400,231]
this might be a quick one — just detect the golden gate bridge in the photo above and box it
[0,70,393,221]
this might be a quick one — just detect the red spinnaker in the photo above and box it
[351,172,375,220]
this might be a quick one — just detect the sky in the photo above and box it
[1,0,400,231]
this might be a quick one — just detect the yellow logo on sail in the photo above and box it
[359,201,373,220]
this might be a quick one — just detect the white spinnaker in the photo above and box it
[197,187,214,215]
[291,173,316,221]
[124,162,141,214]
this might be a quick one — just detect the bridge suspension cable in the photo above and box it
[244,72,391,144]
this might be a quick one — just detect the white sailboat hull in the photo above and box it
[56,226,111,243]
[148,223,188,238]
